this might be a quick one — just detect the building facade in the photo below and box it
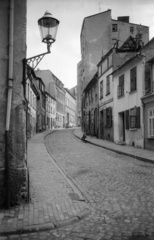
[45,92,56,129]
[77,61,83,126]
[0,0,28,207]
[83,74,99,136]
[55,78,65,128]
[65,88,77,127]
[35,77,46,132]
[79,10,149,91]
[98,49,114,141]
[25,67,39,138]
[35,70,65,128]
[113,38,154,149]
[113,56,144,147]
[78,10,149,131]
[141,57,154,150]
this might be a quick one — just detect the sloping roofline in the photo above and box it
[111,18,148,28]
[112,37,154,75]
[65,88,76,100]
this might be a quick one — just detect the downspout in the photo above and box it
[5,0,14,209]
[141,54,146,149]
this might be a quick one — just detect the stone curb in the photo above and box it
[0,209,91,237]
[74,132,154,165]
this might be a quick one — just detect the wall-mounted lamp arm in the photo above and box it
[24,49,50,70]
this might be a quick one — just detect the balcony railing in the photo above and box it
[117,85,124,98]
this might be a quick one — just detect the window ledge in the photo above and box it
[129,90,137,94]
[118,94,125,99]
[130,128,137,131]
[148,137,154,140]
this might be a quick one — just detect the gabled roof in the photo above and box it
[112,37,154,75]
[35,69,56,99]
[97,48,114,66]
[45,91,56,101]
[83,73,98,93]
[65,88,76,100]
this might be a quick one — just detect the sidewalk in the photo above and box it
[0,130,90,236]
[74,128,154,164]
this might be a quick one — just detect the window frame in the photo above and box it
[148,108,154,138]
[130,26,134,34]
[117,74,124,98]
[100,80,103,99]
[129,107,140,129]
[106,75,110,95]
[112,24,118,32]
[130,66,137,92]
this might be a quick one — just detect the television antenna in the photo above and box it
[98,2,103,12]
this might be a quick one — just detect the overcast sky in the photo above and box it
[27,0,154,89]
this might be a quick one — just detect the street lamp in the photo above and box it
[21,12,59,206]
[38,11,59,52]
[24,11,59,70]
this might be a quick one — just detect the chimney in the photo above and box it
[118,16,129,23]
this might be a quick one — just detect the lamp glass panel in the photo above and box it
[38,17,59,42]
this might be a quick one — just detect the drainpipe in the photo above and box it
[5,0,14,209]
[141,54,146,149]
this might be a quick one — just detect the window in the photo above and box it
[95,94,97,102]
[42,96,46,109]
[130,67,137,92]
[112,24,118,32]
[107,57,109,69]
[106,107,112,128]
[130,26,134,34]
[145,63,151,94]
[27,83,30,101]
[98,65,102,77]
[129,107,140,129]
[148,109,154,138]
[100,80,103,99]
[106,75,110,95]
[117,74,124,97]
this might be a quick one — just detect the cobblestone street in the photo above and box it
[44,129,154,240]
[1,128,154,240]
